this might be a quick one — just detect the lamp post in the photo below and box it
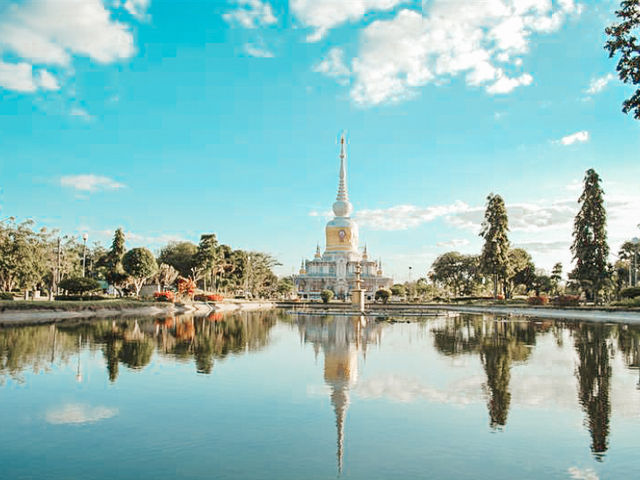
[82,233,88,277]
[633,237,640,287]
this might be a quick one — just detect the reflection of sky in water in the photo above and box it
[0,312,639,479]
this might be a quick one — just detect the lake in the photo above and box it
[1,311,639,479]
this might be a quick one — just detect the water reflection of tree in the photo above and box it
[431,315,537,429]
[573,323,613,461]
[0,313,275,383]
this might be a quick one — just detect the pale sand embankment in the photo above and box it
[434,305,640,323]
[0,300,275,325]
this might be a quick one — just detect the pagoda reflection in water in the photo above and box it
[295,314,383,473]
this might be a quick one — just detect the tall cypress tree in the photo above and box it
[571,169,610,303]
[105,228,127,295]
[479,194,510,297]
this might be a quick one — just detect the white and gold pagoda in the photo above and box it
[295,136,392,300]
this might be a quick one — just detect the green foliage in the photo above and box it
[571,169,610,303]
[375,288,391,304]
[390,284,405,296]
[276,276,295,297]
[479,194,510,297]
[506,248,535,296]
[605,0,640,119]
[0,218,51,292]
[158,241,198,279]
[431,252,481,296]
[620,286,640,299]
[103,228,128,294]
[0,292,14,300]
[122,248,158,296]
[320,289,334,303]
[58,276,102,295]
[54,295,108,301]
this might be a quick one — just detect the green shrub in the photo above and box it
[55,295,108,301]
[59,277,102,295]
[320,290,334,304]
[611,298,640,307]
[0,292,14,300]
[552,295,580,307]
[620,287,640,299]
[375,288,391,304]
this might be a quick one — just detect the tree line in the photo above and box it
[0,222,283,299]
[424,169,638,304]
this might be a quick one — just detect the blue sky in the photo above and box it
[0,0,639,280]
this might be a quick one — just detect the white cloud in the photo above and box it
[123,0,151,20]
[356,201,471,231]
[313,47,351,85]
[586,73,614,95]
[557,130,590,146]
[0,0,141,93]
[0,60,36,92]
[291,0,406,42]
[348,1,582,105]
[36,69,59,90]
[70,107,95,121]
[223,0,277,29]
[60,174,125,192]
[46,404,118,425]
[436,239,470,249]
[244,42,274,58]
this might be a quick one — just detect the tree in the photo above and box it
[122,248,158,296]
[194,234,220,290]
[605,0,640,119]
[479,194,510,297]
[506,248,536,297]
[375,288,391,304]
[0,218,50,293]
[320,289,334,304]
[551,262,563,294]
[390,284,405,297]
[431,252,480,296]
[276,276,295,298]
[158,241,198,280]
[58,276,101,295]
[156,263,179,290]
[571,169,610,304]
[104,228,127,296]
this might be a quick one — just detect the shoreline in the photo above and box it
[277,301,640,324]
[0,300,275,326]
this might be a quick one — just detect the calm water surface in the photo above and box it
[1,311,639,479]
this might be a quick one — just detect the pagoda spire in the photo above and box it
[337,134,348,202]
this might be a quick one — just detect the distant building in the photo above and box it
[295,136,392,300]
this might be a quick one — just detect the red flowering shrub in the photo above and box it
[496,295,505,301]
[527,296,549,306]
[154,291,175,302]
[177,277,196,299]
[552,295,580,307]
[207,294,224,302]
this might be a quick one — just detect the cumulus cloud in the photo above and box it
[356,201,471,231]
[60,174,125,192]
[0,0,141,93]
[347,0,581,105]
[314,47,351,85]
[291,0,406,42]
[585,73,615,95]
[223,0,277,29]
[46,404,118,425]
[557,131,590,146]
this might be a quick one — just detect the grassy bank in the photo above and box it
[0,299,156,313]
